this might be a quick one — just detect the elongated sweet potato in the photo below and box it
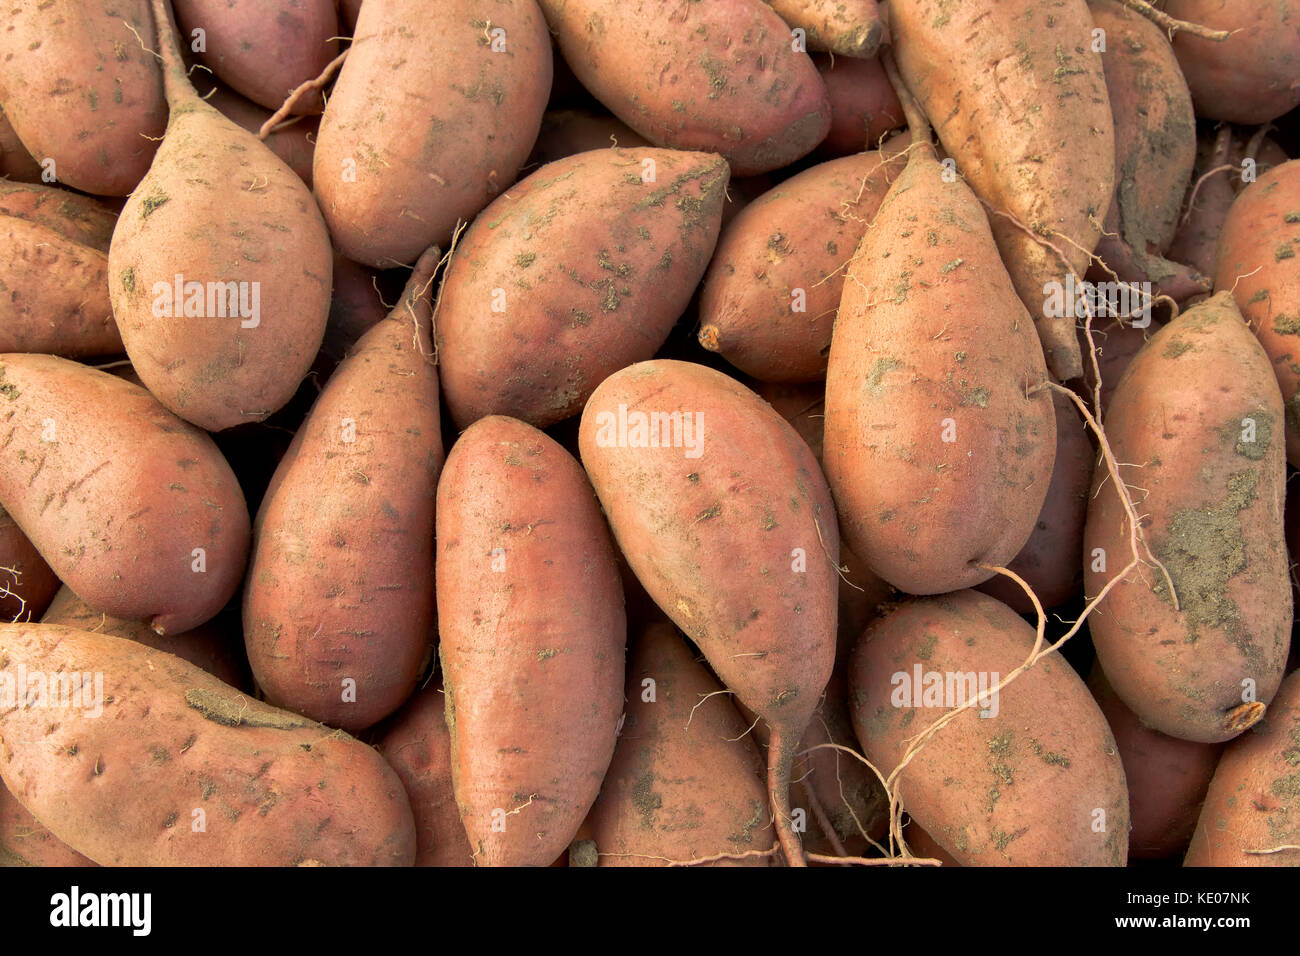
[1185,669,1300,866]
[583,622,773,867]
[1214,160,1300,467]
[437,147,727,429]
[848,591,1130,865]
[0,181,121,358]
[765,0,882,58]
[0,782,95,867]
[891,0,1116,380]
[244,249,442,732]
[1083,292,1291,743]
[173,0,338,113]
[108,0,332,431]
[813,53,904,158]
[698,144,905,383]
[538,0,830,176]
[0,623,415,866]
[977,391,1092,613]
[41,587,245,689]
[376,681,474,868]
[314,0,552,266]
[0,506,59,625]
[579,359,839,866]
[0,106,41,184]
[1164,0,1300,125]
[0,354,249,635]
[823,87,1056,596]
[437,415,625,866]
[1088,664,1222,861]
[1086,0,1204,302]
[0,0,166,196]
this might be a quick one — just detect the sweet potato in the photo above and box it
[0,507,59,624]
[848,591,1130,865]
[976,392,1092,613]
[765,0,882,58]
[525,109,650,169]
[41,587,245,689]
[582,622,773,866]
[0,354,250,635]
[0,623,415,866]
[891,0,1116,381]
[319,251,387,365]
[1076,314,1163,418]
[108,0,332,432]
[0,181,121,358]
[376,682,475,868]
[1086,0,1204,302]
[823,84,1056,596]
[0,782,95,867]
[199,81,318,188]
[244,249,442,732]
[437,415,625,866]
[1088,664,1222,860]
[1082,292,1291,743]
[1214,160,1300,467]
[172,0,339,113]
[1164,0,1300,125]
[697,144,905,383]
[314,0,552,267]
[0,106,42,184]
[578,359,839,866]
[538,0,830,176]
[437,148,727,429]
[813,53,904,158]
[1185,669,1300,866]
[0,0,166,196]
[1166,126,1237,281]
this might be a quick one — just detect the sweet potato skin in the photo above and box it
[244,253,442,732]
[376,682,475,868]
[0,0,166,196]
[848,591,1129,865]
[538,0,830,176]
[437,148,728,429]
[578,360,839,787]
[0,624,416,866]
[1088,664,1222,861]
[1087,0,1201,299]
[314,0,552,266]
[1083,293,1291,743]
[977,391,1092,613]
[0,354,250,635]
[0,181,122,358]
[0,782,95,867]
[172,0,339,112]
[765,0,882,58]
[891,0,1116,381]
[41,587,246,689]
[1214,160,1300,467]
[698,146,904,383]
[823,144,1056,596]
[0,506,60,624]
[1185,669,1300,866]
[584,622,772,866]
[436,416,625,866]
[813,53,904,158]
[108,1,332,432]
[1164,0,1300,125]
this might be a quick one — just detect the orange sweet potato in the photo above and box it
[437,415,625,866]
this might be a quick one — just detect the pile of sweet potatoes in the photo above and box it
[0,0,1297,872]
